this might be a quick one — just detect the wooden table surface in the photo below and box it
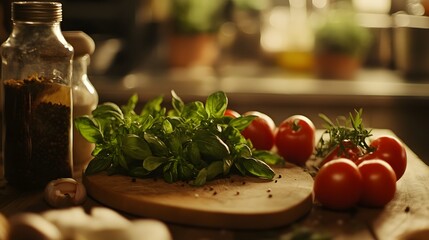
[1,129,428,240]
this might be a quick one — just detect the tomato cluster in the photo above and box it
[225,109,408,210]
[314,158,398,210]
[226,110,316,165]
[314,135,407,210]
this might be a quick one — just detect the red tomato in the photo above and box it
[275,115,315,165]
[358,159,397,207]
[360,136,407,180]
[241,111,276,151]
[320,140,363,166]
[224,109,240,118]
[313,158,363,210]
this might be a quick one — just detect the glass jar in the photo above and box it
[63,31,98,177]
[1,2,74,190]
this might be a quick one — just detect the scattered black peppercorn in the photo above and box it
[213,191,217,196]
[131,178,136,182]
[405,206,410,213]
[278,174,282,179]
[268,194,273,198]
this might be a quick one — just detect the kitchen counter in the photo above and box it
[92,68,429,103]
[1,129,429,239]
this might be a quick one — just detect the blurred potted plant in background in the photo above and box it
[313,4,371,79]
[167,0,228,68]
[227,0,269,60]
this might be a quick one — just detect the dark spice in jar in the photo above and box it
[3,76,72,190]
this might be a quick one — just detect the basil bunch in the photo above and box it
[75,91,282,185]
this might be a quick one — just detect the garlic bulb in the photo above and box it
[44,178,87,208]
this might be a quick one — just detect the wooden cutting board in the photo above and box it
[83,163,313,229]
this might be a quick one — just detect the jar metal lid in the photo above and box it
[12,1,62,23]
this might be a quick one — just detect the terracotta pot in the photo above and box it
[313,54,361,80]
[168,33,219,68]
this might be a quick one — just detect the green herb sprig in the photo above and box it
[314,109,374,160]
[75,91,282,186]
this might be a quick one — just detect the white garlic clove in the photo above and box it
[128,219,172,240]
[78,219,172,240]
[8,213,62,240]
[90,207,131,228]
[78,228,136,240]
[44,178,87,208]
[42,207,95,239]
[43,207,128,239]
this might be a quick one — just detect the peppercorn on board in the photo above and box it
[83,163,313,229]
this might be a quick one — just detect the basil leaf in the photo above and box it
[92,145,103,156]
[182,101,207,121]
[144,133,169,157]
[185,142,205,168]
[121,94,138,115]
[237,144,252,158]
[143,156,169,171]
[229,115,257,131]
[234,161,246,176]
[205,91,227,118]
[116,153,128,170]
[163,161,178,183]
[222,127,248,154]
[122,134,152,160]
[163,119,174,134]
[96,118,117,137]
[129,167,150,177]
[178,161,194,180]
[193,131,230,160]
[207,161,224,180]
[85,156,111,175]
[223,157,233,175]
[193,168,207,186]
[165,134,182,156]
[241,157,275,179]
[171,90,184,114]
[141,95,163,115]
[253,150,284,165]
[93,102,124,121]
[75,116,103,143]
[137,113,155,132]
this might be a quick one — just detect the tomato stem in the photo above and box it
[292,119,301,132]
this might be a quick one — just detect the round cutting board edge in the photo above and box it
[83,165,314,229]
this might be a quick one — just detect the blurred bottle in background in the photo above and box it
[63,31,99,178]
[261,0,326,73]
